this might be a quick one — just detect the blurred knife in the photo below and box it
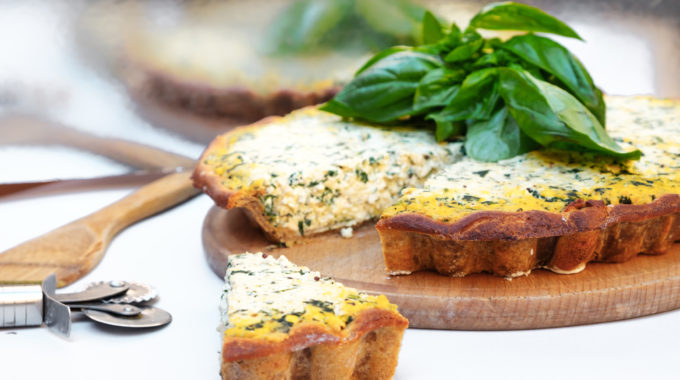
[0,113,198,200]
[0,168,181,200]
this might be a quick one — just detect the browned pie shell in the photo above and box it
[192,117,320,244]
[126,62,339,122]
[221,308,408,380]
[378,195,680,240]
[192,168,299,244]
[377,195,680,277]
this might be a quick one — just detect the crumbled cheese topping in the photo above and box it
[383,96,680,221]
[221,253,395,341]
[203,108,462,237]
[340,227,354,238]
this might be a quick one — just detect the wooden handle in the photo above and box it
[0,114,195,169]
[0,171,200,287]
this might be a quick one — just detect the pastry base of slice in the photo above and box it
[221,310,406,380]
[193,147,304,244]
[220,253,408,379]
[378,196,680,278]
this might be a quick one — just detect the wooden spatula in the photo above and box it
[0,170,199,287]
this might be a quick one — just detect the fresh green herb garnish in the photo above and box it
[265,0,426,55]
[321,2,641,162]
[304,299,335,313]
[230,270,255,276]
[355,168,369,183]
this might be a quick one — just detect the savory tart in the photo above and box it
[193,107,462,245]
[112,0,427,122]
[124,25,350,121]
[75,0,356,122]
[378,96,680,277]
[220,252,408,380]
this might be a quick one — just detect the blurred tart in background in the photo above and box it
[78,0,429,140]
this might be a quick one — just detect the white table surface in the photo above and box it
[1,1,679,379]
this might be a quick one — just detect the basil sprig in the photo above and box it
[321,2,641,162]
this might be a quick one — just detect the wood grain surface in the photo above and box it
[203,206,680,330]
[0,171,199,287]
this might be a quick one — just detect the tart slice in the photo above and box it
[193,107,461,245]
[220,252,408,380]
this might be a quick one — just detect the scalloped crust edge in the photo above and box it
[192,117,304,244]
[192,114,361,245]
[221,308,408,380]
[376,195,680,277]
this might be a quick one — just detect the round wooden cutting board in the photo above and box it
[202,206,680,330]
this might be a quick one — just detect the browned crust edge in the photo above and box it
[221,309,408,379]
[124,62,339,122]
[377,196,680,241]
[191,117,301,243]
[192,114,345,244]
[376,196,680,276]
[221,308,407,362]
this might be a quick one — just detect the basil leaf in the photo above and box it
[445,38,484,63]
[320,51,442,122]
[417,21,463,56]
[472,48,517,68]
[413,68,465,110]
[355,0,424,42]
[266,0,352,54]
[422,11,444,44]
[501,34,605,125]
[469,2,583,40]
[443,22,462,48]
[434,119,465,142]
[510,61,545,81]
[320,99,360,119]
[356,46,413,75]
[434,68,500,122]
[465,107,539,162]
[498,67,640,160]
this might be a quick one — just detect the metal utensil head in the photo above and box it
[99,281,158,304]
[82,306,172,329]
[68,303,142,317]
[54,280,129,304]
